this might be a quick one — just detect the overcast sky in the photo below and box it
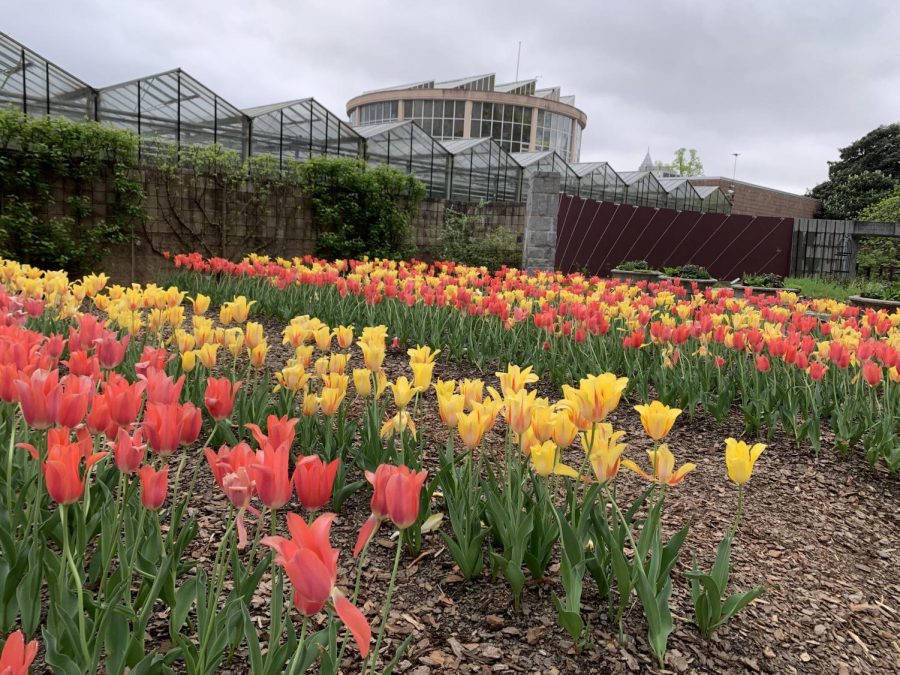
[6,0,900,194]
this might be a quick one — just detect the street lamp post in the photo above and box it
[729,152,740,203]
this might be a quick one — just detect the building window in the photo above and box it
[535,110,575,161]
[357,101,398,125]
[469,102,532,153]
[403,99,466,139]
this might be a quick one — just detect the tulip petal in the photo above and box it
[353,515,379,557]
[334,594,372,657]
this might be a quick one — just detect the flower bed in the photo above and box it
[0,255,898,673]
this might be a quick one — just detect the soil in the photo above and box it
[30,313,900,674]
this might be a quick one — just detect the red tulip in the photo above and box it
[86,392,119,439]
[293,455,340,511]
[56,374,94,428]
[755,355,770,373]
[68,314,105,353]
[143,401,201,456]
[139,367,184,405]
[808,362,827,382]
[95,333,130,370]
[64,350,101,381]
[110,427,145,474]
[205,441,260,547]
[14,368,61,429]
[103,373,146,427]
[262,512,371,657]
[0,363,19,403]
[204,377,241,421]
[19,427,107,504]
[862,360,882,387]
[0,629,38,674]
[43,333,66,360]
[134,346,171,378]
[204,441,255,490]
[246,415,298,456]
[353,464,428,555]
[250,437,293,510]
[138,464,168,510]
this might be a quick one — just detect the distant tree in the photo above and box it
[654,148,704,176]
[808,123,900,218]
[860,186,900,222]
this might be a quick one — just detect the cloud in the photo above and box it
[6,0,900,194]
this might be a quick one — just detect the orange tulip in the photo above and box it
[247,415,298,509]
[0,629,38,674]
[138,464,168,510]
[110,427,145,474]
[14,368,61,429]
[142,402,201,456]
[292,455,340,511]
[20,427,107,504]
[204,377,241,421]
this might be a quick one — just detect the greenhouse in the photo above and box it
[511,151,579,196]
[0,31,93,121]
[96,69,247,154]
[694,185,733,214]
[570,162,627,203]
[354,120,449,198]
[619,170,667,208]
[659,178,703,212]
[245,98,363,165]
[443,138,521,202]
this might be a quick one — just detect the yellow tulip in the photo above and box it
[457,409,485,449]
[230,296,255,323]
[359,341,385,371]
[380,411,417,440]
[321,373,349,393]
[360,325,388,346]
[374,369,389,399]
[411,361,435,391]
[437,393,465,428]
[562,372,629,425]
[245,321,265,350]
[314,356,330,378]
[294,345,314,368]
[223,327,245,358]
[724,438,766,485]
[353,368,373,397]
[219,302,234,326]
[408,345,440,365]
[249,341,268,369]
[334,325,354,349]
[328,353,348,375]
[318,386,345,416]
[529,441,579,479]
[314,326,333,352]
[197,343,219,369]
[190,293,210,315]
[433,379,456,399]
[495,364,539,397]
[503,389,538,436]
[549,407,579,448]
[633,401,682,440]
[529,404,554,443]
[458,378,484,409]
[275,364,310,394]
[581,424,627,483]
[181,350,198,373]
[389,376,421,409]
[301,392,319,417]
[622,444,695,486]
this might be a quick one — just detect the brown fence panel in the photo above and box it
[555,195,794,280]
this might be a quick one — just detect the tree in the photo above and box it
[654,148,704,177]
[859,186,900,222]
[808,123,900,218]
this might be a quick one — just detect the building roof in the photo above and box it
[689,176,819,201]
[361,72,569,100]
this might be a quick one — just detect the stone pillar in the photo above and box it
[522,172,561,272]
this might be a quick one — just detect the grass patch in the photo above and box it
[785,277,850,301]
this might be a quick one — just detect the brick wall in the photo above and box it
[689,178,819,218]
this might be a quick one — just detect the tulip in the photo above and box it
[353,368,373,397]
[293,455,340,511]
[407,345,440,365]
[433,379,456,399]
[622,444,695,486]
[103,373,147,427]
[318,387,346,416]
[503,389,538,436]
[530,440,579,478]
[581,424,627,483]
[388,376,420,409]
[14,368,61,429]
[204,441,256,490]
[95,333,130,370]
[359,341,385,371]
[724,438,766,485]
[204,377,241,421]
[0,629,38,674]
[143,402,201,456]
[301,392,319,417]
[196,343,219,369]
[86,393,118,438]
[181,350,197,373]
[410,361,435,391]
[313,326,333,351]
[380,410,417,439]
[755,355,770,372]
[245,321,265,350]
[138,464,168,510]
[457,409,486,449]
[807,362,828,381]
[190,293,211,315]
[64,350,101,381]
[55,374,94,428]
[495,364,539,397]
[550,407,579,448]
[138,367,184,405]
[633,400,682,440]
[293,344,314,368]
[458,378,484,409]
[110,427,145,474]
[334,325,354,349]
[314,356,329,378]
[247,416,298,509]
[262,513,371,656]
[19,428,108,504]
[861,360,882,387]
[437,392,465,427]
[562,372,629,425]
[229,295,255,323]
[275,364,310,394]
[249,341,269,368]
[134,346,171,378]
[529,404,554,443]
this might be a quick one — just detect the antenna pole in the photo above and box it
[515,41,522,80]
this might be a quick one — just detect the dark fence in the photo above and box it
[555,195,794,280]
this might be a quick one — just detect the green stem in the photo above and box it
[365,533,403,675]
[5,414,16,512]
[336,534,373,664]
[61,505,92,667]
[732,485,744,536]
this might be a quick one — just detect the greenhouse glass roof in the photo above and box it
[354,120,449,198]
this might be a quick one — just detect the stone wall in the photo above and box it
[82,169,526,283]
[521,173,561,272]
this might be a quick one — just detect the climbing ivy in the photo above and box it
[0,109,145,276]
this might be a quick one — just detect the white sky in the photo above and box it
[6,0,900,194]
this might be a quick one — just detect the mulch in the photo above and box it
[29,312,900,674]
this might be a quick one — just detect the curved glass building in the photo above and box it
[346,74,587,162]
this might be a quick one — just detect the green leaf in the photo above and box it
[719,586,764,625]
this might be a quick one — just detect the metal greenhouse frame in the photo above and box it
[659,178,703,212]
[354,120,449,198]
[694,185,732,214]
[511,150,578,196]
[570,162,627,203]
[443,138,521,202]
[619,170,666,208]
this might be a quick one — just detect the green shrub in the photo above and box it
[784,277,850,301]
[615,260,659,273]
[439,206,522,270]
[740,273,784,288]
[662,263,711,279]
[0,110,144,276]
[294,156,426,260]
[850,280,900,301]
